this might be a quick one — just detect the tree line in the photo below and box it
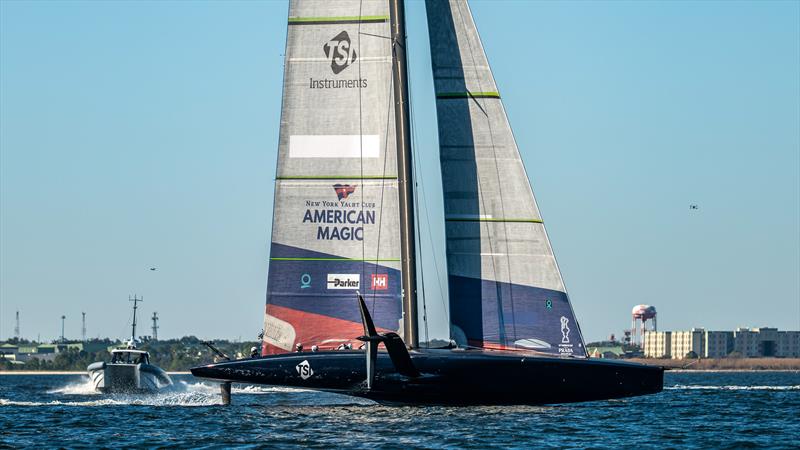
[0,337,260,371]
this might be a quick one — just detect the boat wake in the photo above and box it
[667,385,800,391]
[4,379,373,407]
[46,376,99,395]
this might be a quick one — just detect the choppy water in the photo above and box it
[2,371,799,448]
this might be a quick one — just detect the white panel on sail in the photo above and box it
[289,135,380,158]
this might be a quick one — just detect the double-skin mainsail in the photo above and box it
[264,0,586,359]
[263,0,408,355]
[192,0,663,406]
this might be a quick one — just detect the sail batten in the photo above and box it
[426,0,586,356]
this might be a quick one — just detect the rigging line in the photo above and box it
[370,24,394,313]
[454,1,516,344]
[357,0,367,307]
[404,27,430,348]
[414,138,448,324]
[358,31,391,40]
[403,13,447,328]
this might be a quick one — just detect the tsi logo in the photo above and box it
[371,274,388,290]
[327,274,360,290]
[323,31,357,74]
[295,360,313,380]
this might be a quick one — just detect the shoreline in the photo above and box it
[627,357,800,371]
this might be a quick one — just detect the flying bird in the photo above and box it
[689,204,699,210]
[149,267,157,271]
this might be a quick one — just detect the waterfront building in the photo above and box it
[644,327,800,359]
[704,331,734,358]
[777,331,800,357]
[670,329,705,359]
[643,331,671,358]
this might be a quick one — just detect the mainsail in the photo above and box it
[426,0,587,356]
[263,0,403,355]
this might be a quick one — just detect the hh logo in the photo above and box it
[333,184,356,200]
[323,31,357,74]
[296,359,314,380]
[371,274,388,290]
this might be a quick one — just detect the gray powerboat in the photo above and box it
[87,296,172,393]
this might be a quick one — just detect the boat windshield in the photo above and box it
[111,351,149,364]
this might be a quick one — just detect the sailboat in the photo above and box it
[191,0,663,405]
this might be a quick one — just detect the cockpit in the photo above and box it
[111,350,149,365]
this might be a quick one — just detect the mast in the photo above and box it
[129,295,142,342]
[151,311,159,341]
[389,0,418,348]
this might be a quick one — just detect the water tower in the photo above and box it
[631,305,657,346]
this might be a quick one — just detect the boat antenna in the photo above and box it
[129,295,142,345]
[389,0,418,348]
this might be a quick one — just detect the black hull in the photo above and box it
[191,349,663,405]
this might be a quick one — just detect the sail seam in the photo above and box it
[288,16,389,25]
[276,176,397,180]
[445,218,543,223]
[436,91,500,99]
[270,257,400,262]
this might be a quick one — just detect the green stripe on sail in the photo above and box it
[288,15,389,25]
[277,176,398,180]
[271,257,400,262]
[445,218,543,223]
[436,91,501,99]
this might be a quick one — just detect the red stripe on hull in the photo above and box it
[262,304,398,356]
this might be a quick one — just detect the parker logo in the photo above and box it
[333,184,356,200]
[295,359,314,380]
[371,274,388,290]
[323,31,357,74]
[327,274,360,290]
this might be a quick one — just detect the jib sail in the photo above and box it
[262,0,403,355]
[425,0,587,356]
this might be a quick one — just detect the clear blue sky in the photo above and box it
[1,0,798,343]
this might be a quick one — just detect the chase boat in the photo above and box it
[87,296,172,393]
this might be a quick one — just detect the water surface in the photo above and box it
[2,371,798,448]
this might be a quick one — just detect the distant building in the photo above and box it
[777,330,800,357]
[587,345,625,359]
[643,331,671,358]
[671,329,705,359]
[644,327,800,359]
[734,327,800,358]
[704,331,734,358]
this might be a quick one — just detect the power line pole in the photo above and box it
[14,311,20,339]
[151,312,159,341]
[81,312,87,341]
